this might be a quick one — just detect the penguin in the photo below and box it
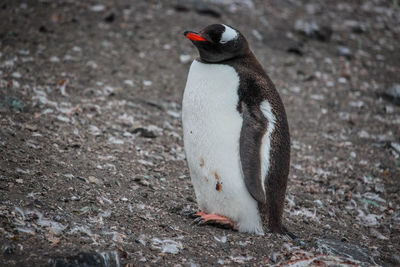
[182,24,291,236]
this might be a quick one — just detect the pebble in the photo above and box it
[57,115,70,123]
[358,130,370,138]
[123,80,134,87]
[390,142,400,154]
[344,20,366,33]
[90,5,105,12]
[87,61,98,69]
[11,72,22,78]
[179,54,191,64]
[383,84,400,104]
[338,46,352,60]
[49,56,60,62]
[88,176,102,185]
[294,19,332,41]
[251,29,263,41]
[143,80,152,86]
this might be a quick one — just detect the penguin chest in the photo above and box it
[182,61,262,233]
[182,60,242,209]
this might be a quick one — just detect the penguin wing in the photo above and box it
[239,102,268,204]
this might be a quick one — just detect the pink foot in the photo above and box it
[192,211,238,230]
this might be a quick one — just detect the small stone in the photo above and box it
[376,54,385,61]
[15,179,23,184]
[104,86,114,95]
[89,125,101,136]
[289,86,301,93]
[391,142,400,154]
[108,136,124,145]
[57,115,70,123]
[72,46,82,52]
[87,61,98,69]
[90,5,105,12]
[314,199,323,206]
[326,81,334,87]
[123,80,134,87]
[49,56,60,62]
[374,183,385,194]
[370,228,388,240]
[358,130,370,139]
[11,72,21,78]
[251,29,263,41]
[143,80,152,86]
[179,54,191,64]
[338,46,352,60]
[385,106,394,113]
[214,236,227,243]
[63,55,73,61]
[134,178,150,187]
[25,124,38,131]
[294,19,332,41]
[167,110,180,118]
[12,80,20,88]
[88,176,102,185]
[381,84,400,105]
[132,127,157,138]
[344,20,366,34]
[349,100,364,108]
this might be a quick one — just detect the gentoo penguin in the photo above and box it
[182,24,291,236]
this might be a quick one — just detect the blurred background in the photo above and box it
[0,0,399,266]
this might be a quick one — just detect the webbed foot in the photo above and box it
[192,211,238,230]
[269,225,297,239]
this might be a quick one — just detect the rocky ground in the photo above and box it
[1,0,399,266]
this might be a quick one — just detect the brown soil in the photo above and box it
[1,0,399,266]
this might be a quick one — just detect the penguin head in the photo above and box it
[184,24,250,63]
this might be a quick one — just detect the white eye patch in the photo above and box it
[220,24,238,44]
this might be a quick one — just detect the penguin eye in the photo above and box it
[207,34,220,44]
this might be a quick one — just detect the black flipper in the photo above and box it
[239,102,268,204]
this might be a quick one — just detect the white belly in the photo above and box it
[182,60,263,235]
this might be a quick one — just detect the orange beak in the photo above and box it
[184,31,207,42]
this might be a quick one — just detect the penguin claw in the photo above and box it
[192,217,205,225]
[197,219,206,226]
[269,225,297,239]
[191,211,237,230]
[282,228,297,239]
[189,211,207,219]
[186,211,199,218]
